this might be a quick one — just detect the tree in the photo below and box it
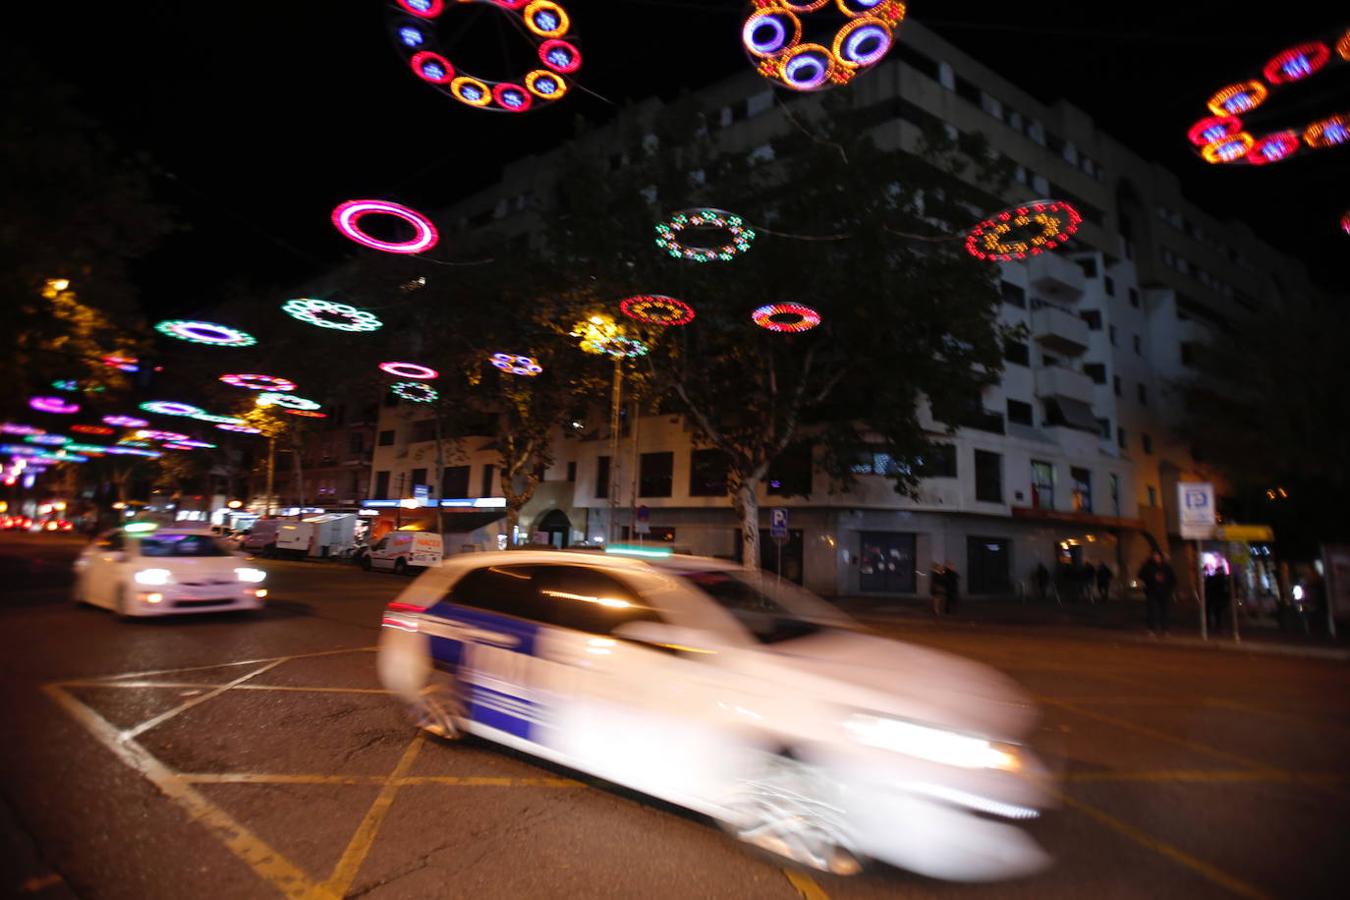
[1179,294,1350,556]
[540,95,1012,567]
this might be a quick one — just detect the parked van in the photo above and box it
[241,519,286,556]
[360,531,444,574]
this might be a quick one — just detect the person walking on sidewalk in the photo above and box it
[1096,563,1113,603]
[1137,551,1177,636]
[930,562,949,616]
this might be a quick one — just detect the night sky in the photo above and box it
[11,1,1345,314]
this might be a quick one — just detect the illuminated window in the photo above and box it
[1071,466,1092,513]
[1031,460,1055,509]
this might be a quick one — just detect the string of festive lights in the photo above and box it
[285,410,329,418]
[379,361,439,380]
[71,425,115,436]
[220,373,297,392]
[24,435,71,446]
[331,200,439,254]
[741,1,906,92]
[490,353,545,376]
[1247,131,1300,165]
[1341,209,1350,237]
[140,401,205,418]
[136,430,191,442]
[102,355,140,372]
[620,295,696,326]
[392,382,439,403]
[256,392,322,411]
[387,0,581,112]
[963,201,1082,262]
[751,302,822,333]
[0,424,45,436]
[103,415,148,429]
[192,413,248,426]
[155,320,258,347]
[654,209,757,262]
[1303,114,1348,149]
[30,397,79,415]
[282,298,384,332]
[217,424,262,434]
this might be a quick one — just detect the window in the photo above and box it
[1077,257,1098,278]
[480,465,495,497]
[1137,383,1148,405]
[1097,418,1112,440]
[1080,310,1102,331]
[1007,399,1034,426]
[1147,485,1158,507]
[1142,434,1153,455]
[1133,334,1142,355]
[1104,276,1116,297]
[678,570,830,644]
[410,468,428,491]
[1129,287,1141,308]
[1113,375,1122,397]
[1118,428,1127,450]
[410,420,436,443]
[595,456,610,499]
[374,471,390,498]
[638,452,674,497]
[916,443,958,478]
[767,444,812,496]
[1110,474,1121,515]
[1031,460,1055,509]
[1084,363,1107,384]
[348,431,365,454]
[450,565,542,620]
[689,448,728,496]
[533,566,655,635]
[1071,466,1092,513]
[1003,339,1030,366]
[851,451,904,476]
[1001,281,1026,308]
[1109,325,1118,346]
[441,465,469,498]
[566,461,576,483]
[378,430,395,447]
[138,534,229,557]
[975,450,1002,503]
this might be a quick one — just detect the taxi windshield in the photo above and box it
[676,569,853,644]
[137,533,231,557]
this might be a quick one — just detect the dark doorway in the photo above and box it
[858,532,917,594]
[536,509,571,549]
[734,528,805,585]
[967,537,1012,594]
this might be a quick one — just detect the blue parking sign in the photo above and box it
[770,507,789,539]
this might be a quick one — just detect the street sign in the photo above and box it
[770,507,789,540]
[634,505,650,535]
[413,484,430,507]
[1177,482,1215,539]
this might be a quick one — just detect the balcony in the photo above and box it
[1031,304,1090,356]
[1034,365,1094,405]
[1027,252,1086,301]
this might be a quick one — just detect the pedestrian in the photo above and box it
[943,563,960,614]
[1204,568,1229,635]
[1033,562,1050,601]
[1137,550,1177,636]
[930,562,948,616]
[1096,563,1113,602]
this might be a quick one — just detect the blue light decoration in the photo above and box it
[741,1,906,92]
[52,380,79,392]
[398,25,425,48]
[24,434,70,446]
[391,382,439,403]
[1247,131,1299,165]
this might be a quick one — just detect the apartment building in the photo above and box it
[350,19,1316,598]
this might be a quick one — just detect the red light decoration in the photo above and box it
[379,361,439,380]
[1341,210,1350,237]
[1339,29,1350,61]
[1303,114,1349,149]
[331,200,438,255]
[102,355,139,372]
[1207,81,1268,116]
[285,409,329,418]
[1247,131,1300,165]
[385,0,579,112]
[220,373,297,392]
[741,0,906,92]
[752,303,822,334]
[1262,42,1331,84]
[1187,115,1242,147]
[964,201,1082,262]
[620,295,696,326]
[71,425,115,436]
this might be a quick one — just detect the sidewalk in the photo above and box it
[837,595,1350,662]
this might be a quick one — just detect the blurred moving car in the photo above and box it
[73,524,268,617]
[378,550,1051,881]
[2,515,34,531]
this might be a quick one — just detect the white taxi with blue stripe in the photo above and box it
[378,548,1053,881]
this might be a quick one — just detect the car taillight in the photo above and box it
[381,601,423,633]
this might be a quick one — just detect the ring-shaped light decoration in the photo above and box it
[1187,115,1243,147]
[392,382,439,403]
[30,397,79,415]
[752,303,822,333]
[25,434,71,446]
[162,443,198,451]
[1207,81,1269,116]
[220,373,297,392]
[620,295,696,326]
[136,430,191,443]
[490,353,545,377]
[1247,131,1300,165]
[256,392,322,411]
[102,355,139,372]
[742,0,906,91]
[285,409,328,418]
[654,209,757,263]
[140,401,205,418]
[191,413,247,425]
[0,423,45,436]
[1262,42,1332,84]
[380,361,440,380]
[282,298,384,332]
[1201,132,1255,164]
[331,200,438,255]
[1303,114,1348,149]
[1339,28,1350,61]
[51,380,79,392]
[71,425,115,436]
[63,443,109,455]
[217,424,262,434]
[386,0,580,112]
[964,200,1083,262]
[173,439,218,449]
[155,320,257,347]
[103,415,148,429]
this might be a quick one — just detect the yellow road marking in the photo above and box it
[400,775,584,788]
[44,684,330,899]
[782,868,830,899]
[1055,790,1271,899]
[321,735,424,897]
[1043,699,1270,770]
[95,646,376,682]
[61,680,393,696]
[121,660,285,741]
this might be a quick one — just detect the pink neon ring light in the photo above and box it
[380,362,439,380]
[30,397,80,415]
[331,200,439,255]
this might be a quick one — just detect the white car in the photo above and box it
[73,524,269,617]
[378,549,1053,881]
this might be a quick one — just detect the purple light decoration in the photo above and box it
[1,424,45,436]
[103,415,149,428]
[841,24,891,66]
[782,46,832,90]
[331,200,439,255]
[743,11,794,56]
[24,434,70,446]
[30,397,79,415]
[217,424,262,434]
[155,320,257,347]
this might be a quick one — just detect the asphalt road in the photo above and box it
[1,532,1347,899]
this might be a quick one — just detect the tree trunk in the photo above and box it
[733,478,760,572]
[290,434,306,508]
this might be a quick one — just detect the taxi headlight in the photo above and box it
[234,567,266,583]
[133,568,173,586]
[844,714,1020,771]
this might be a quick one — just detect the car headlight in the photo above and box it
[133,568,173,586]
[234,567,267,583]
[843,714,1021,772]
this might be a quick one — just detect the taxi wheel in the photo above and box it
[409,670,466,741]
[394,558,408,576]
[720,751,862,876]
